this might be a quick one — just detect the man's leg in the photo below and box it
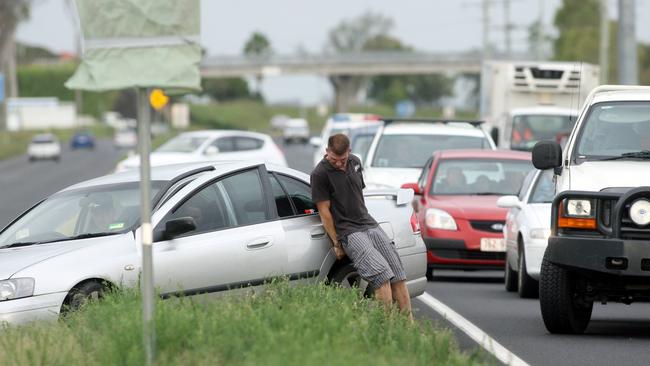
[391,280,413,320]
[374,281,393,308]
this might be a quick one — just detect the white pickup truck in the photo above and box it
[532,85,650,334]
[0,161,426,325]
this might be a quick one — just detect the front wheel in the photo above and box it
[539,254,593,334]
[329,263,372,297]
[61,281,105,316]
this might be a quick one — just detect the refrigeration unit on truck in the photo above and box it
[480,61,600,151]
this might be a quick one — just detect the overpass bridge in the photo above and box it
[200,51,488,78]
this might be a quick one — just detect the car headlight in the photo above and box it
[564,199,594,218]
[629,199,650,226]
[529,228,551,240]
[0,278,35,301]
[425,208,457,231]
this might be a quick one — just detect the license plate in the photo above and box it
[480,238,506,252]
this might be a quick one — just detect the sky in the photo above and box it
[15,0,650,105]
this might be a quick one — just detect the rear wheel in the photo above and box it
[426,268,434,281]
[539,254,593,334]
[518,242,539,298]
[504,251,518,292]
[329,263,372,297]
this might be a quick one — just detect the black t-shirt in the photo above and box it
[310,154,377,240]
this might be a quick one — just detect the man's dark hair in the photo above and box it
[328,133,350,155]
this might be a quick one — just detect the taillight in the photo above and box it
[410,212,420,234]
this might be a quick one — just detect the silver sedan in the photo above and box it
[0,161,426,325]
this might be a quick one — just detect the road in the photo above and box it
[2,137,650,366]
[0,140,123,228]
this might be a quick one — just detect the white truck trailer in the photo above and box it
[480,61,600,151]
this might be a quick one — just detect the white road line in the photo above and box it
[417,292,530,366]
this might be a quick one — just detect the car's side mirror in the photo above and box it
[490,127,499,146]
[532,141,562,170]
[161,217,196,240]
[400,182,421,195]
[204,146,219,156]
[497,195,521,209]
[309,137,322,147]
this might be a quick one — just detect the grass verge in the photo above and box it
[0,281,488,366]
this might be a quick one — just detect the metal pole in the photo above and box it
[618,0,638,85]
[599,0,610,84]
[503,0,511,59]
[137,87,155,365]
[483,0,491,60]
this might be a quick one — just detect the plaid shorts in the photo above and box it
[342,226,407,290]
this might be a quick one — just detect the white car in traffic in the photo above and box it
[27,133,61,162]
[282,118,310,144]
[498,169,554,298]
[115,130,287,172]
[362,120,497,189]
[0,161,426,326]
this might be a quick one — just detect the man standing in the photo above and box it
[311,134,412,318]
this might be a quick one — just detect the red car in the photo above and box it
[402,150,532,279]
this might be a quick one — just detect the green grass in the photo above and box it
[190,100,478,133]
[0,281,489,366]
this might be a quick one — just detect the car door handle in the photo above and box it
[310,228,326,239]
[246,239,271,249]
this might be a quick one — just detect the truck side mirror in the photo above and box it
[532,141,562,170]
[490,127,499,146]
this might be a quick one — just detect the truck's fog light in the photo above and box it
[606,257,628,270]
[629,199,650,226]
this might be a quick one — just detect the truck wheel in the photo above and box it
[539,254,592,334]
[504,251,518,292]
[329,263,372,298]
[518,242,539,298]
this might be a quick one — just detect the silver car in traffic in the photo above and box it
[0,161,426,325]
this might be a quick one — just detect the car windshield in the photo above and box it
[430,159,533,195]
[32,136,56,144]
[351,133,376,160]
[156,136,209,153]
[576,102,650,158]
[372,134,489,168]
[510,114,576,151]
[0,182,164,248]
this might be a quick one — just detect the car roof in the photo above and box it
[381,123,486,137]
[176,130,270,139]
[32,133,57,141]
[509,106,579,116]
[436,149,531,160]
[59,161,263,193]
[591,89,650,105]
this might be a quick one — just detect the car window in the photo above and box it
[351,133,375,159]
[156,136,208,153]
[269,174,294,218]
[235,137,264,151]
[220,169,268,225]
[529,170,555,204]
[371,134,489,168]
[510,114,576,151]
[213,137,236,152]
[418,157,433,190]
[276,174,317,215]
[518,170,537,201]
[165,182,233,236]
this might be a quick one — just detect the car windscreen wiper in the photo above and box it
[597,150,650,161]
[3,232,120,248]
[2,241,39,249]
[472,192,505,196]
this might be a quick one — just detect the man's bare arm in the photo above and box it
[316,200,345,259]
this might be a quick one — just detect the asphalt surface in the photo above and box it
[3,137,650,366]
[0,139,124,228]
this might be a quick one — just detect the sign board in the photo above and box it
[149,89,169,110]
[395,100,415,118]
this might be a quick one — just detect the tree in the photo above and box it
[326,11,394,111]
[243,31,272,58]
[363,35,452,106]
[200,78,257,102]
[0,0,32,129]
[552,0,600,63]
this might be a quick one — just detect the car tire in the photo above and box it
[539,253,593,334]
[504,251,518,292]
[518,241,539,298]
[61,281,105,315]
[329,263,373,298]
[426,268,434,281]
